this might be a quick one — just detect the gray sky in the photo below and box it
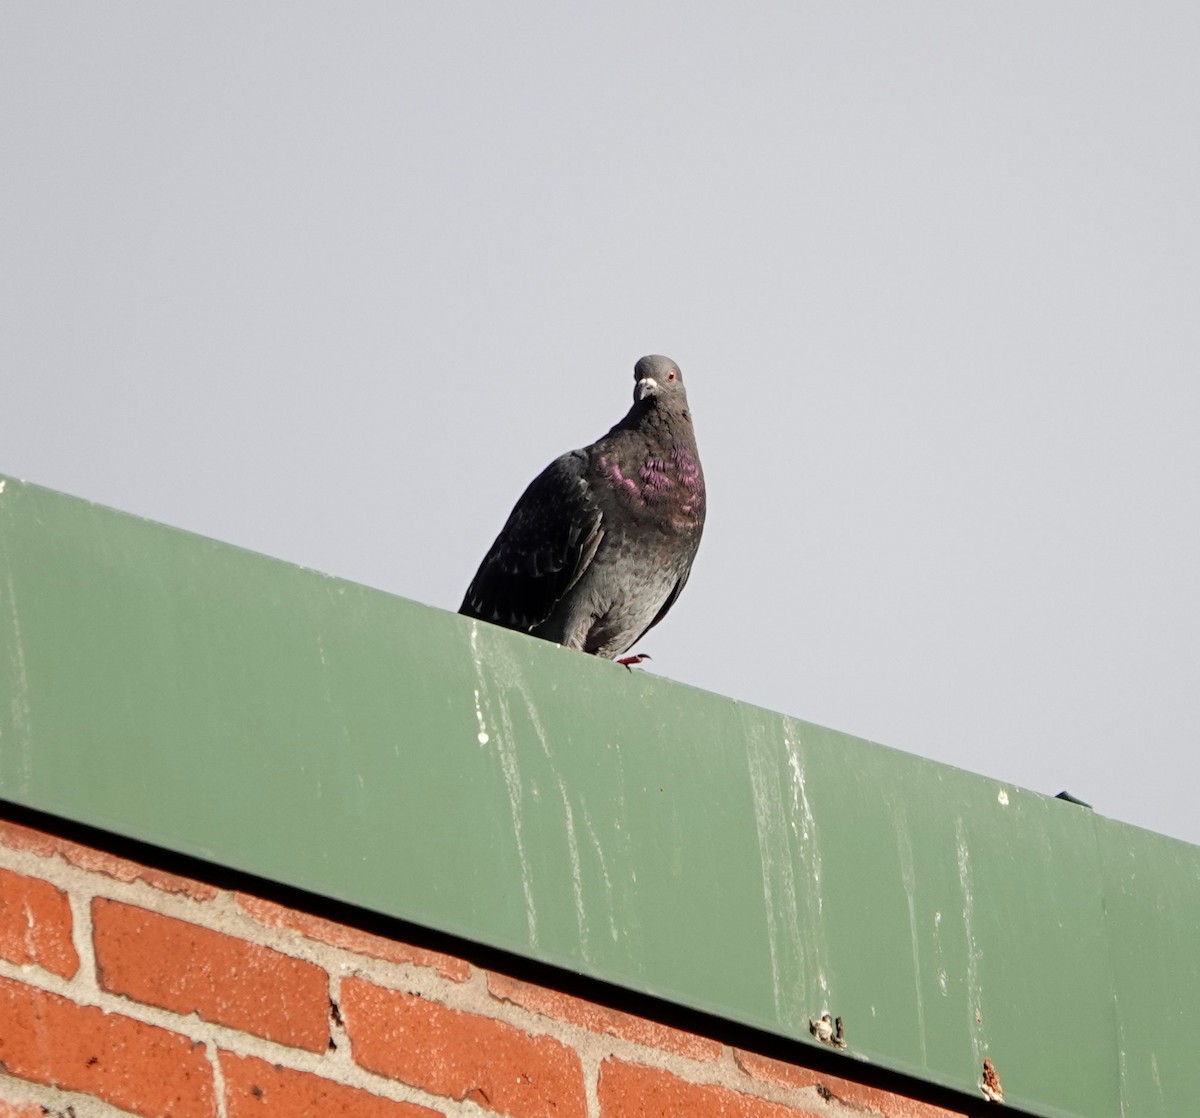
[3,5,1198,845]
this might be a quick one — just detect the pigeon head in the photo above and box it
[633,355,687,407]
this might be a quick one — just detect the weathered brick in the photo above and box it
[0,1099,47,1118]
[221,1052,442,1118]
[488,973,723,1062]
[342,977,586,1118]
[598,1059,820,1118]
[92,899,329,1053]
[0,820,218,901]
[730,1050,824,1094]
[0,976,215,1118]
[0,867,79,978]
[733,1051,965,1118]
[235,893,470,982]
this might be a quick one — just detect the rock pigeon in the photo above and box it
[459,354,705,659]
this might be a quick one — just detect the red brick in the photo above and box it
[0,1100,46,1118]
[92,899,329,1053]
[0,975,215,1118]
[730,1050,822,1093]
[0,867,79,978]
[598,1059,821,1118]
[733,1051,965,1118]
[488,973,723,1063]
[342,977,586,1118]
[235,894,470,982]
[220,1051,442,1118]
[0,820,218,901]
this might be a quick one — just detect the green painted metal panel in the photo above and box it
[1097,818,1200,1116]
[0,474,1195,1116]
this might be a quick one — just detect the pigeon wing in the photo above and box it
[628,563,693,649]
[459,450,604,634]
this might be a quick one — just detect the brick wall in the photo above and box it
[0,818,966,1118]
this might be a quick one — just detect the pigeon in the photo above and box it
[459,354,705,659]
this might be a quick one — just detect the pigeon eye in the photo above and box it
[667,371,677,381]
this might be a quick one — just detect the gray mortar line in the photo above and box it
[0,1069,143,1118]
[206,1040,230,1118]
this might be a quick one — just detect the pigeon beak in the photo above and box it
[635,377,659,402]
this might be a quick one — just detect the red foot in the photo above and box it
[616,653,652,670]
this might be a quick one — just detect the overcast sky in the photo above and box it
[3,5,1197,846]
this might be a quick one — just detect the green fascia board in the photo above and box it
[0,474,1195,1117]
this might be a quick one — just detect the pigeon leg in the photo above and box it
[616,653,652,670]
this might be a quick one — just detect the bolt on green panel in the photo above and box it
[1,474,1195,1117]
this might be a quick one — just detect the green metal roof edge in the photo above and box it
[1,474,1195,1117]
